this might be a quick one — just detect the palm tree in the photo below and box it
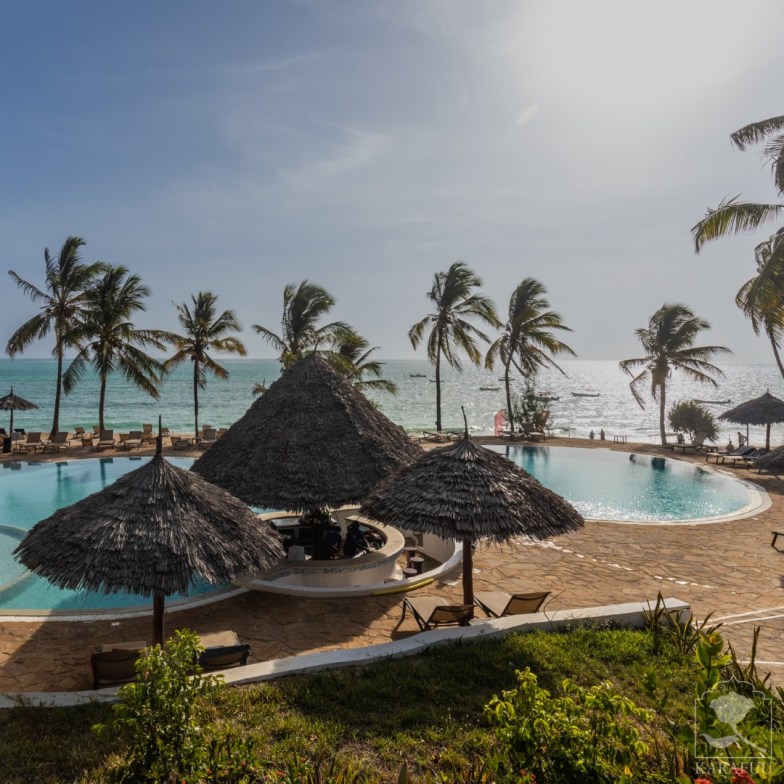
[62,265,167,432]
[162,292,246,438]
[485,278,576,434]
[331,332,398,395]
[6,236,103,436]
[409,261,500,431]
[252,281,351,370]
[735,228,784,378]
[619,304,730,446]
[692,114,784,371]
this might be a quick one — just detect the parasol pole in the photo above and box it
[460,406,475,606]
[153,593,165,648]
[8,387,13,435]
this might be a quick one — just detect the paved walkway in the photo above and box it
[1,437,783,693]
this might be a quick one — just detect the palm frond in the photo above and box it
[692,197,784,252]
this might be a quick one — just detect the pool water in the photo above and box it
[495,446,756,522]
[0,456,226,612]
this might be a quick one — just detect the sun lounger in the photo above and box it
[771,531,784,550]
[22,432,45,453]
[96,430,116,450]
[174,436,193,449]
[671,433,709,453]
[123,431,143,450]
[43,431,71,452]
[421,431,451,443]
[91,644,145,689]
[473,590,550,618]
[199,428,217,449]
[141,423,155,444]
[724,448,767,468]
[196,630,250,671]
[521,422,545,442]
[706,445,754,464]
[395,596,474,631]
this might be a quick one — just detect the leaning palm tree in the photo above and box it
[252,280,351,371]
[6,236,103,436]
[692,114,784,372]
[409,261,500,431]
[735,228,784,378]
[63,265,167,432]
[619,303,730,446]
[485,278,576,434]
[330,332,398,395]
[161,292,246,439]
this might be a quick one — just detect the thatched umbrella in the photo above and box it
[192,354,422,510]
[359,428,585,605]
[719,391,784,450]
[0,387,38,436]
[14,428,284,647]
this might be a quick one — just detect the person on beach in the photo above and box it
[589,430,595,439]
[738,432,747,447]
[599,428,605,440]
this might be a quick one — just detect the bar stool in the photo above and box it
[408,556,425,574]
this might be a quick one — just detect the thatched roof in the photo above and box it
[0,388,38,412]
[14,452,284,597]
[719,392,784,426]
[192,354,422,510]
[359,436,584,542]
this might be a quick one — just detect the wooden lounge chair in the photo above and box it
[43,431,71,452]
[141,423,155,444]
[90,647,143,689]
[671,433,708,454]
[196,630,250,671]
[123,431,143,450]
[521,422,545,442]
[174,435,193,449]
[22,432,45,453]
[473,590,550,618]
[724,448,767,468]
[96,430,116,450]
[706,445,754,464]
[395,596,474,631]
[199,428,217,449]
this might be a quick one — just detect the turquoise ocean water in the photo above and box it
[1,358,783,446]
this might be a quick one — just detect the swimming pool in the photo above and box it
[494,445,762,522]
[0,456,231,614]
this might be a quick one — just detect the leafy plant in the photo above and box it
[668,400,719,442]
[485,667,652,783]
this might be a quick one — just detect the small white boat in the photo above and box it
[479,386,501,391]
[692,398,731,405]
[572,391,601,397]
[409,374,427,378]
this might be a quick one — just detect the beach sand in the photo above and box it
[1,434,782,692]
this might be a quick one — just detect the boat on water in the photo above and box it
[479,386,501,391]
[572,391,601,397]
[535,394,560,402]
[692,398,732,405]
[409,374,427,378]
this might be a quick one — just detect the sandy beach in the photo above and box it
[1,433,782,693]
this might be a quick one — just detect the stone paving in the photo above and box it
[1,436,783,693]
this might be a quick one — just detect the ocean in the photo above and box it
[0,358,782,447]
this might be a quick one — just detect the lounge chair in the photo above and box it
[473,590,550,618]
[22,432,45,453]
[90,647,143,689]
[43,431,70,452]
[724,448,767,468]
[199,428,217,448]
[123,431,143,450]
[196,630,250,671]
[96,430,116,450]
[671,433,709,454]
[141,423,155,444]
[395,596,474,631]
[73,426,87,439]
[173,435,193,449]
[521,422,545,442]
[706,445,754,464]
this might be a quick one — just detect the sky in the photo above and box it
[2,0,784,363]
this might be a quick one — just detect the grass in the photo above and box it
[0,625,698,783]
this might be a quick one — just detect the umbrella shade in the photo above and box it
[14,447,284,646]
[192,354,422,510]
[0,387,38,435]
[719,391,784,450]
[359,435,584,604]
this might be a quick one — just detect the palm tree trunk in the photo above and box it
[98,372,107,433]
[770,333,784,379]
[659,382,668,446]
[51,342,63,438]
[504,361,514,433]
[193,360,200,439]
[435,351,442,432]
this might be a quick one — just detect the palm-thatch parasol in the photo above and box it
[359,427,585,605]
[719,391,784,450]
[14,428,284,647]
[0,387,38,437]
[192,354,422,510]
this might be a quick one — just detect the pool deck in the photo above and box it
[1,436,783,693]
